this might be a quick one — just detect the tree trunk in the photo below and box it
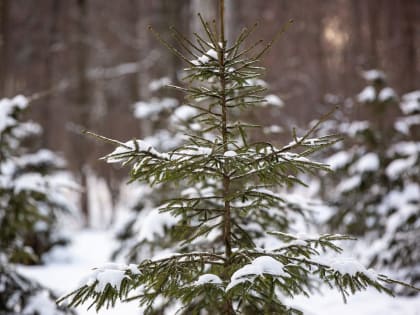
[0,0,9,95]
[42,0,60,148]
[75,0,91,225]
[401,0,418,92]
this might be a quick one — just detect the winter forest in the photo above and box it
[1,0,419,314]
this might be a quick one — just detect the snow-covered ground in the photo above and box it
[17,228,420,315]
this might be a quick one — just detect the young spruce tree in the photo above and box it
[115,74,284,265]
[0,95,76,314]
[61,2,417,314]
[318,72,419,295]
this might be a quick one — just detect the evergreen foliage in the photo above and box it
[60,3,418,314]
[115,71,285,264]
[112,78,190,262]
[0,95,77,264]
[0,255,73,315]
[317,71,420,294]
[320,70,398,235]
[0,95,77,314]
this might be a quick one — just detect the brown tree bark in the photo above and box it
[74,0,91,225]
[401,0,418,92]
[41,0,61,148]
[0,0,9,95]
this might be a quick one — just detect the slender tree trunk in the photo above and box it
[42,0,60,147]
[401,0,418,92]
[0,0,9,95]
[366,1,380,68]
[75,0,91,225]
[313,2,327,105]
[219,2,234,314]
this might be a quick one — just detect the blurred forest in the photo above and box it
[1,0,419,220]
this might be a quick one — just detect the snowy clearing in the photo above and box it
[17,229,420,315]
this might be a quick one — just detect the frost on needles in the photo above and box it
[59,4,418,314]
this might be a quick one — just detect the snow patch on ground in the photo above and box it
[17,229,420,315]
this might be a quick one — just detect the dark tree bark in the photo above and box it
[0,0,9,95]
[366,0,380,68]
[42,0,61,147]
[401,0,418,92]
[74,0,91,225]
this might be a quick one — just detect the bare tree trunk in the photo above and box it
[366,1,380,68]
[75,0,91,226]
[313,2,327,104]
[42,0,60,147]
[0,0,8,95]
[401,0,418,92]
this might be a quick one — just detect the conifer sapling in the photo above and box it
[59,2,418,314]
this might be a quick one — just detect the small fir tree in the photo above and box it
[115,73,285,265]
[317,71,420,294]
[321,70,398,235]
[0,95,76,314]
[368,89,420,294]
[60,4,417,314]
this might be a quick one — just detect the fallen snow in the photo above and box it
[0,95,29,132]
[378,183,419,215]
[329,258,378,280]
[172,146,213,160]
[170,105,198,124]
[244,78,268,88]
[263,125,283,134]
[357,86,376,103]
[14,173,48,194]
[395,114,420,135]
[106,139,168,163]
[264,94,284,107]
[226,256,286,291]
[339,121,370,137]
[362,70,386,82]
[326,151,352,170]
[386,155,417,179]
[136,208,178,242]
[194,274,223,286]
[378,87,396,102]
[23,290,66,315]
[400,91,420,115]
[17,229,420,315]
[148,77,171,92]
[389,141,420,156]
[133,98,178,119]
[350,153,379,174]
[191,49,218,65]
[337,175,361,193]
[223,150,237,157]
[79,263,139,293]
